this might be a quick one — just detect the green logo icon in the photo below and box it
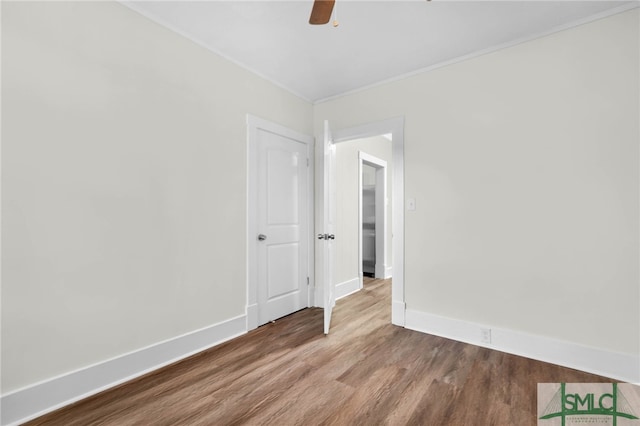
[539,383,638,426]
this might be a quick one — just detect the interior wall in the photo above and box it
[362,164,376,186]
[335,136,393,285]
[1,1,312,393]
[314,9,639,357]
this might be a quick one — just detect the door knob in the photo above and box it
[318,234,335,240]
[258,234,267,241]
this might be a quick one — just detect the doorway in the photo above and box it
[330,136,391,300]
[319,117,405,329]
[359,152,388,280]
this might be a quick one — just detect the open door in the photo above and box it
[319,120,337,334]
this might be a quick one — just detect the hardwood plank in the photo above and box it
[321,365,406,426]
[26,278,616,425]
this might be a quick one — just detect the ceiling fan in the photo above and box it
[309,0,431,25]
[309,0,335,25]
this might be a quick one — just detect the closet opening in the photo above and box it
[359,151,388,281]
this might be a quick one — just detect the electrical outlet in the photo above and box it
[480,328,492,344]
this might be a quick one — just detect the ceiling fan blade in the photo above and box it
[309,0,335,25]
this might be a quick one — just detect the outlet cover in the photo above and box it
[480,328,492,344]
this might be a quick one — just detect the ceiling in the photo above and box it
[123,1,637,103]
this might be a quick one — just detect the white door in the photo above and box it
[319,120,337,334]
[256,129,309,325]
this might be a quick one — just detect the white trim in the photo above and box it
[392,301,406,326]
[246,303,258,331]
[246,115,314,330]
[384,265,392,279]
[335,277,361,300]
[333,117,405,327]
[405,309,640,384]
[0,0,3,420]
[0,315,247,426]
[307,139,316,308]
[314,3,640,104]
[358,154,364,282]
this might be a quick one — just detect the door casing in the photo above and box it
[317,117,405,327]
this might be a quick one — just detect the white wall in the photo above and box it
[335,136,392,285]
[315,9,639,360]
[1,1,312,395]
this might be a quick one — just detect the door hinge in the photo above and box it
[307,158,309,167]
[307,277,310,286]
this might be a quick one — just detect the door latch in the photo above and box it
[317,234,335,240]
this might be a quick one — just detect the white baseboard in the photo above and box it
[246,303,258,331]
[392,300,406,326]
[374,265,392,279]
[375,263,385,279]
[335,277,361,300]
[1,315,247,426]
[384,266,392,279]
[405,309,640,384]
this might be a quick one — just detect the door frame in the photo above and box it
[319,116,405,326]
[358,151,388,283]
[246,114,315,331]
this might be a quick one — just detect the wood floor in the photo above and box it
[27,278,612,425]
